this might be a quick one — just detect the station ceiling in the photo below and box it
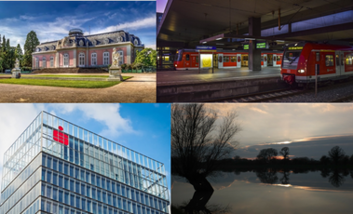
[158,0,353,48]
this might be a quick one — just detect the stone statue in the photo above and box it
[109,48,123,81]
[11,58,21,78]
[14,58,20,69]
[111,48,121,67]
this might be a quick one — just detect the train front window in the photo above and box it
[175,51,183,61]
[283,51,301,69]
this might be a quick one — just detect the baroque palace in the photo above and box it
[32,28,144,69]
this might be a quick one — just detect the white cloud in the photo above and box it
[91,14,156,34]
[145,44,156,50]
[48,104,138,138]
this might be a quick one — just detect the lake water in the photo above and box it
[172,170,353,213]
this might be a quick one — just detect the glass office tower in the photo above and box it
[0,112,169,214]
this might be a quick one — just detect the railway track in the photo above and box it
[215,77,353,102]
[221,88,307,102]
[330,94,353,102]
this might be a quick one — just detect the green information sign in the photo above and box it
[244,44,249,50]
[256,42,266,49]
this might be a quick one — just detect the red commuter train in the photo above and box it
[281,42,353,85]
[174,49,283,70]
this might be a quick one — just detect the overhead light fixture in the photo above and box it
[202,41,207,44]
[275,40,285,42]
[245,38,255,40]
[215,37,223,40]
[295,43,298,46]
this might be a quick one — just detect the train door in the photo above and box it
[218,53,223,68]
[213,54,218,68]
[184,53,191,69]
[335,51,345,76]
[237,54,241,68]
[267,54,273,66]
[263,54,267,67]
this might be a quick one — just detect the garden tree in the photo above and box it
[328,146,345,165]
[134,48,157,67]
[320,155,330,165]
[279,147,290,160]
[171,103,240,192]
[257,148,278,163]
[23,31,40,67]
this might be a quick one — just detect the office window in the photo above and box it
[53,173,57,185]
[47,171,52,183]
[59,161,63,172]
[53,159,58,170]
[53,188,58,200]
[81,184,85,195]
[59,190,63,202]
[59,176,63,186]
[65,177,69,189]
[64,164,69,175]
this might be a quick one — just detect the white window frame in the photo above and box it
[42,57,46,68]
[63,53,69,67]
[91,53,97,66]
[118,51,124,65]
[79,53,85,67]
[103,52,109,65]
[50,57,54,68]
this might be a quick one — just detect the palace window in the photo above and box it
[91,53,97,66]
[118,51,124,65]
[35,58,39,68]
[63,54,69,67]
[103,52,109,65]
[42,57,46,68]
[79,53,85,66]
[50,57,54,68]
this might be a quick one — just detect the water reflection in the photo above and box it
[172,169,353,214]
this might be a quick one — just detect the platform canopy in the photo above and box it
[158,0,353,49]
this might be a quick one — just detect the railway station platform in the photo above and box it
[157,67,287,102]
[157,67,281,86]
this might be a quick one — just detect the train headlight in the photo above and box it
[298,69,305,73]
[175,64,177,67]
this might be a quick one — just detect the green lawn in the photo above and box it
[0,76,131,88]
[35,75,110,78]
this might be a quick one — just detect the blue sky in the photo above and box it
[0,1,156,50]
[0,103,171,197]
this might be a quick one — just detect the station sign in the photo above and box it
[196,46,216,50]
[256,42,267,49]
[244,44,249,50]
[288,46,303,50]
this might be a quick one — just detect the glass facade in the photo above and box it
[1,112,169,214]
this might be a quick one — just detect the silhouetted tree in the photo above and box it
[350,155,353,165]
[320,155,330,165]
[171,104,240,192]
[256,169,278,184]
[329,169,345,187]
[280,147,289,160]
[328,146,345,165]
[256,148,278,163]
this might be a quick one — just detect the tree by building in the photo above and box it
[328,146,345,165]
[257,148,278,163]
[134,48,157,67]
[171,103,240,191]
[23,31,40,67]
[280,147,290,160]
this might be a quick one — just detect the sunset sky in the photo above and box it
[206,103,353,160]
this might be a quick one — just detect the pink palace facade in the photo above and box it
[32,28,144,69]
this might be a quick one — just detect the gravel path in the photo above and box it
[0,73,156,103]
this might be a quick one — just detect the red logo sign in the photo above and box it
[53,126,69,145]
